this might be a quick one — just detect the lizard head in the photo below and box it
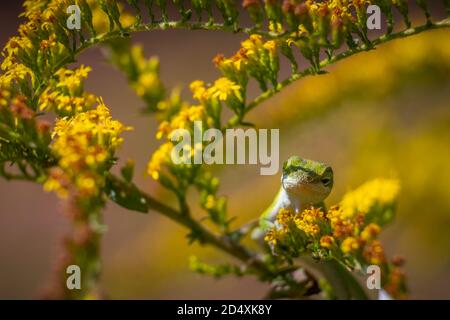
[281,156,333,204]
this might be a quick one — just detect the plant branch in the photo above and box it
[105,174,275,279]
[243,18,450,117]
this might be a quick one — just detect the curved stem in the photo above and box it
[243,18,450,117]
[105,174,275,280]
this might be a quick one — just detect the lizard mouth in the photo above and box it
[282,177,331,200]
[282,176,312,188]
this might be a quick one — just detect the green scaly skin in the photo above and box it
[254,156,333,237]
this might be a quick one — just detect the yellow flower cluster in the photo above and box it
[190,80,208,102]
[0,62,33,87]
[190,77,242,104]
[339,236,360,254]
[327,205,357,239]
[1,33,33,71]
[55,66,92,94]
[265,208,290,246]
[40,66,96,115]
[319,235,335,248]
[340,178,400,219]
[0,88,11,107]
[325,205,386,261]
[264,228,280,247]
[213,34,278,86]
[265,178,405,297]
[363,239,385,265]
[148,72,242,182]
[44,100,131,198]
[276,207,295,226]
[147,142,173,180]
[324,178,399,259]
[148,77,223,181]
[1,0,71,85]
[294,207,325,236]
[129,46,164,100]
[266,206,326,243]
[208,77,242,102]
[155,104,205,140]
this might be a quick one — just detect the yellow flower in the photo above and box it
[340,178,400,218]
[131,45,147,70]
[320,235,335,249]
[76,174,98,197]
[156,121,171,139]
[0,63,33,85]
[40,35,57,50]
[363,240,386,265]
[360,223,381,242]
[46,100,131,198]
[241,35,263,56]
[276,207,295,227]
[56,65,92,94]
[263,40,277,55]
[269,21,283,33]
[341,236,360,254]
[147,142,173,180]
[327,205,355,238]
[43,167,70,199]
[168,105,205,132]
[295,207,325,236]
[135,72,158,97]
[264,229,279,246]
[0,88,11,107]
[2,36,33,70]
[207,77,242,102]
[205,195,216,209]
[190,80,208,101]
[76,65,92,79]
[187,105,205,121]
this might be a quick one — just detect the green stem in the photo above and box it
[105,174,275,280]
[243,18,450,116]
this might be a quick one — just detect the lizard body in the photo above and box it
[254,156,334,238]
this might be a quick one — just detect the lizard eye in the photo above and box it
[321,177,331,186]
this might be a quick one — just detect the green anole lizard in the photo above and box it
[253,156,371,299]
[253,155,333,238]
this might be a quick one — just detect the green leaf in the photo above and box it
[120,159,134,183]
[105,176,148,213]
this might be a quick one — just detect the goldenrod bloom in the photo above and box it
[341,236,360,253]
[47,100,131,198]
[147,142,173,180]
[295,207,325,236]
[340,178,400,218]
[208,77,242,101]
[320,235,335,249]
[360,223,381,242]
[363,240,386,265]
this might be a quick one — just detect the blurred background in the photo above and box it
[0,1,449,299]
